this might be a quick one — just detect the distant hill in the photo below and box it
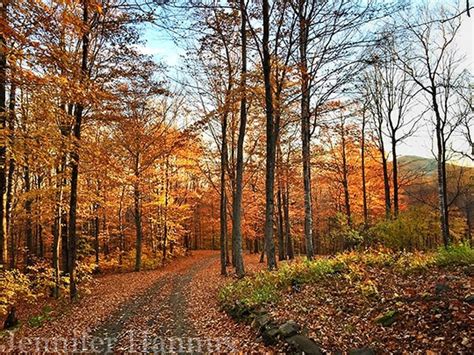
[398,155,474,176]
[398,155,438,175]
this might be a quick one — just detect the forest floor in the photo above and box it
[0,251,271,352]
[2,250,472,353]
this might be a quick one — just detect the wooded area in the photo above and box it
[0,0,473,352]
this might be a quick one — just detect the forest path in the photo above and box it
[90,251,218,352]
[4,251,266,352]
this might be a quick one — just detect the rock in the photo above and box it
[228,300,252,320]
[300,326,310,337]
[262,327,280,346]
[291,279,302,293]
[278,320,301,338]
[375,310,399,327]
[286,335,323,354]
[349,348,376,355]
[464,265,474,277]
[251,313,271,331]
[254,307,267,315]
[435,283,449,295]
[464,294,474,304]
[3,307,18,330]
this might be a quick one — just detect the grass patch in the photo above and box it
[28,306,53,328]
[435,243,474,266]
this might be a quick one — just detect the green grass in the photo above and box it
[435,243,474,266]
[28,306,53,328]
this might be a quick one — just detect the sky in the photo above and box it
[140,4,473,164]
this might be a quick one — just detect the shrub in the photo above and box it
[394,251,434,274]
[368,207,439,251]
[328,213,363,249]
[0,268,35,317]
[357,279,379,298]
[435,243,474,266]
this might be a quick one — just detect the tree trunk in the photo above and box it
[432,89,450,247]
[262,0,277,270]
[392,140,399,218]
[381,149,391,220]
[118,186,125,266]
[68,0,89,299]
[133,155,143,271]
[277,182,285,260]
[436,126,450,247]
[24,165,34,267]
[361,113,368,228]
[94,207,99,266]
[283,172,294,259]
[220,112,229,276]
[52,165,64,298]
[0,0,8,266]
[162,156,169,265]
[231,0,247,277]
[341,124,351,226]
[133,180,143,271]
[277,143,285,260]
[6,68,15,269]
[298,0,314,260]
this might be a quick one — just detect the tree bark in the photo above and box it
[392,140,399,218]
[262,0,277,270]
[298,0,314,260]
[118,186,125,266]
[231,0,247,277]
[133,154,143,271]
[435,115,450,247]
[0,0,8,266]
[283,165,294,259]
[162,156,169,265]
[277,181,285,260]
[381,148,391,220]
[6,67,15,269]
[277,142,285,260]
[94,206,99,266]
[220,112,229,276]
[68,0,89,299]
[24,165,34,267]
[361,112,368,228]
[341,123,351,226]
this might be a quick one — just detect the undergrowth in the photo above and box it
[219,244,473,316]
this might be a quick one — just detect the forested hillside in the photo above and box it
[0,0,473,353]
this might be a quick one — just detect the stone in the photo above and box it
[286,335,323,354]
[262,327,280,346]
[349,348,376,355]
[251,313,271,331]
[3,307,18,330]
[464,265,474,277]
[375,310,399,327]
[278,320,301,338]
[435,283,450,295]
[464,294,474,304]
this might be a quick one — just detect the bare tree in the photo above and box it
[364,33,419,218]
[398,2,466,247]
[363,67,392,219]
[291,0,390,255]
